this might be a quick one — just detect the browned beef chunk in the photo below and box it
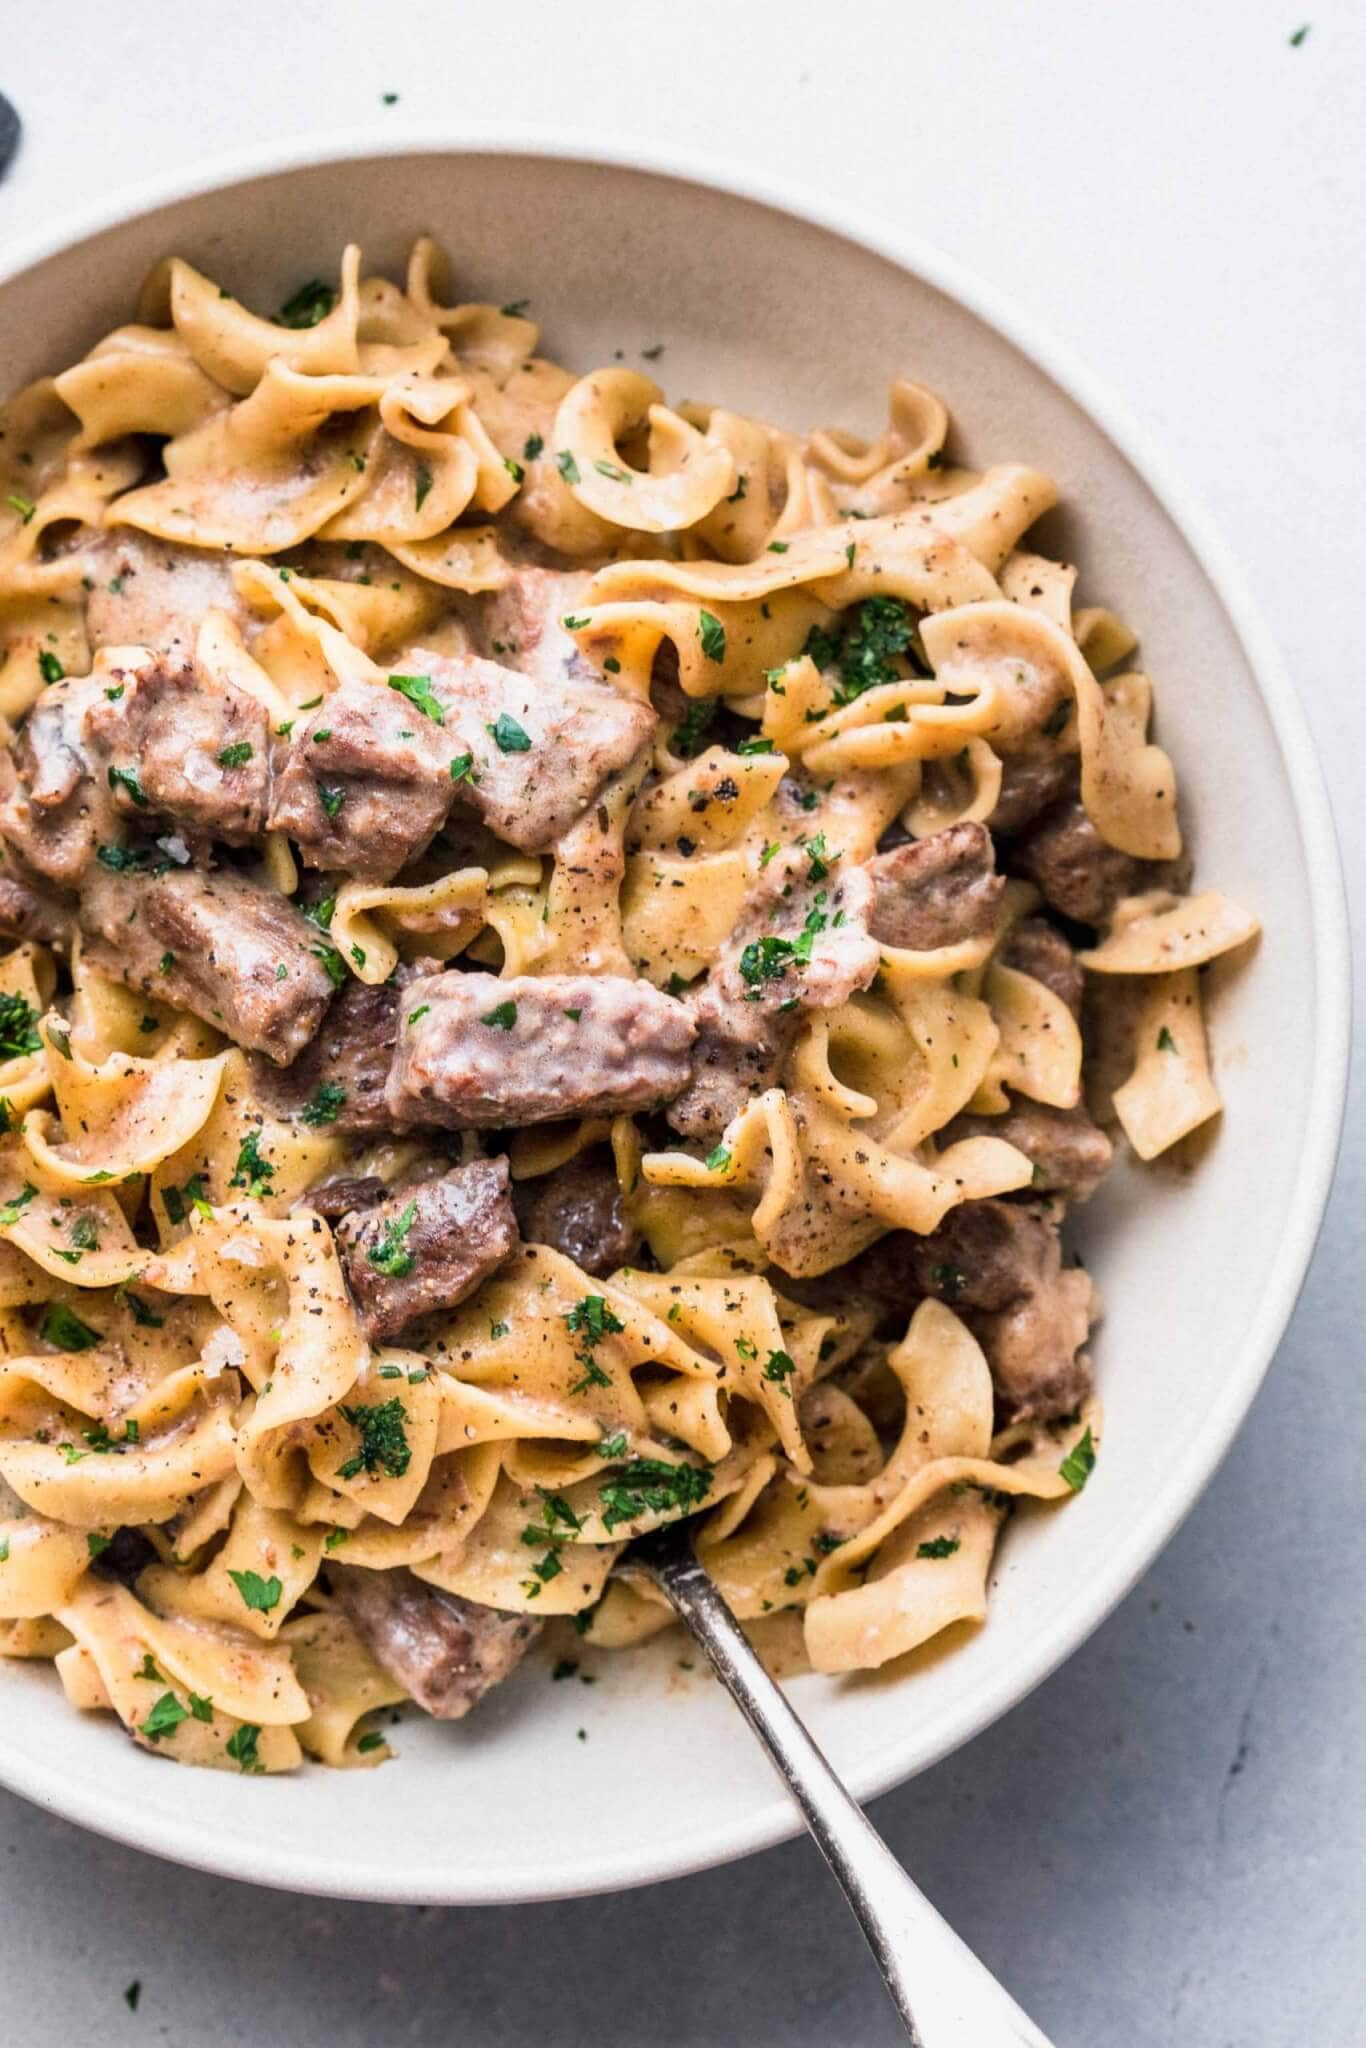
[78,863,335,1064]
[303,1174,387,1221]
[867,821,1004,951]
[0,859,73,945]
[474,566,596,689]
[852,1199,1093,1420]
[512,1152,640,1275]
[335,1158,518,1340]
[1009,797,1181,928]
[85,532,256,658]
[388,970,695,1129]
[987,749,1075,837]
[86,654,268,847]
[267,675,456,882]
[0,674,117,883]
[409,648,655,853]
[1000,915,1084,1017]
[327,1565,541,1719]
[944,1099,1113,1202]
[259,975,402,1131]
[667,856,879,1142]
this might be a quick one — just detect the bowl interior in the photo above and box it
[0,147,1342,1902]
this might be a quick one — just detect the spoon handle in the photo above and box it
[645,1544,1055,2048]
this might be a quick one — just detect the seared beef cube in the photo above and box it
[86,654,268,846]
[259,976,402,1132]
[0,673,116,883]
[267,675,455,882]
[0,860,73,946]
[387,971,696,1129]
[867,822,1004,951]
[512,1151,640,1275]
[416,648,655,852]
[667,856,878,1141]
[335,1158,518,1340]
[79,863,335,1064]
[944,1099,1113,1202]
[328,1565,541,1719]
[853,1199,1094,1421]
[987,749,1075,838]
[475,565,596,689]
[665,1003,791,1143]
[86,532,256,658]
[303,1175,387,1221]
[1000,915,1084,1017]
[1008,798,1184,928]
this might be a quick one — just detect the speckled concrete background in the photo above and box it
[0,5,1362,2041]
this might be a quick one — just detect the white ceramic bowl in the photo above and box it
[0,137,1347,1904]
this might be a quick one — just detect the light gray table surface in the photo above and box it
[1,5,1362,2042]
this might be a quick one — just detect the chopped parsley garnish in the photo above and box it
[520,1488,583,1596]
[323,1527,349,1552]
[0,1182,38,1225]
[799,831,834,881]
[762,1348,796,1390]
[159,952,176,974]
[414,463,434,511]
[107,763,149,808]
[1289,22,1310,44]
[481,1000,518,1030]
[318,784,346,820]
[388,671,445,724]
[704,1145,731,1172]
[229,1129,275,1198]
[671,697,717,758]
[407,1004,430,1025]
[366,1201,418,1279]
[593,459,630,484]
[487,711,532,753]
[916,1535,961,1560]
[504,456,525,484]
[38,650,64,684]
[277,279,335,327]
[300,1081,347,1127]
[6,492,35,523]
[228,1568,282,1613]
[767,540,789,553]
[929,1262,967,1300]
[70,1215,99,1251]
[311,942,347,987]
[562,613,590,630]
[123,1290,165,1329]
[597,1432,628,1460]
[565,1292,624,1394]
[523,433,544,461]
[304,895,336,930]
[225,1722,263,1771]
[337,1397,412,1481]
[698,609,726,663]
[758,841,781,869]
[1156,1026,1177,1053]
[599,1459,712,1531]
[217,741,253,768]
[725,474,747,504]
[140,1692,190,1742]
[735,736,774,755]
[556,450,581,484]
[737,898,828,991]
[0,991,42,1059]
[1059,1426,1096,1493]
[188,1692,214,1722]
[162,1173,212,1225]
[357,1729,386,1753]
[39,1303,100,1351]
[500,298,529,318]
[449,752,475,783]
[86,1531,111,1559]
[135,1654,162,1682]
[805,597,916,704]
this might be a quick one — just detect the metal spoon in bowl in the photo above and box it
[635,1520,1055,2047]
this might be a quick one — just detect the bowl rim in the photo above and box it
[0,126,1349,1905]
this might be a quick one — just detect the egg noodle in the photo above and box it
[0,242,1257,1772]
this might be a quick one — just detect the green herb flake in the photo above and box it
[481,1000,517,1030]
[86,1531,111,1559]
[0,1182,38,1226]
[337,1397,412,1482]
[217,741,253,768]
[916,1535,961,1560]
[277,279,336,328]
[228,1568,282,1613]
[40,1303,101,1351]
[0,991,42,1059]
[188,1692,214,1722]
[38,650,65,684]
[487,711,532,753]
[301,1081,347,1128]
[311,943,347,988]
[448,751,475,784]
[225,1721,263,1772]
[318,784,346,820]
[124,1291,165,1329]
[6,492,36,523]
[698,609,726,663]
[556,450,581,484]
[704,1145,731,1172]
[599,1459,712,1531]
[1157,1026,1177,1053]
[141,1691,191,1742]
[387,671,445,724]
[366,1203,418,1282]
[523,433,544,461]
[1059,1426,1097,1493]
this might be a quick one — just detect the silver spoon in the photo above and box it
[635,1521,1055,2047]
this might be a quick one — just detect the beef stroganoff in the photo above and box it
[0,241,1258,1772]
